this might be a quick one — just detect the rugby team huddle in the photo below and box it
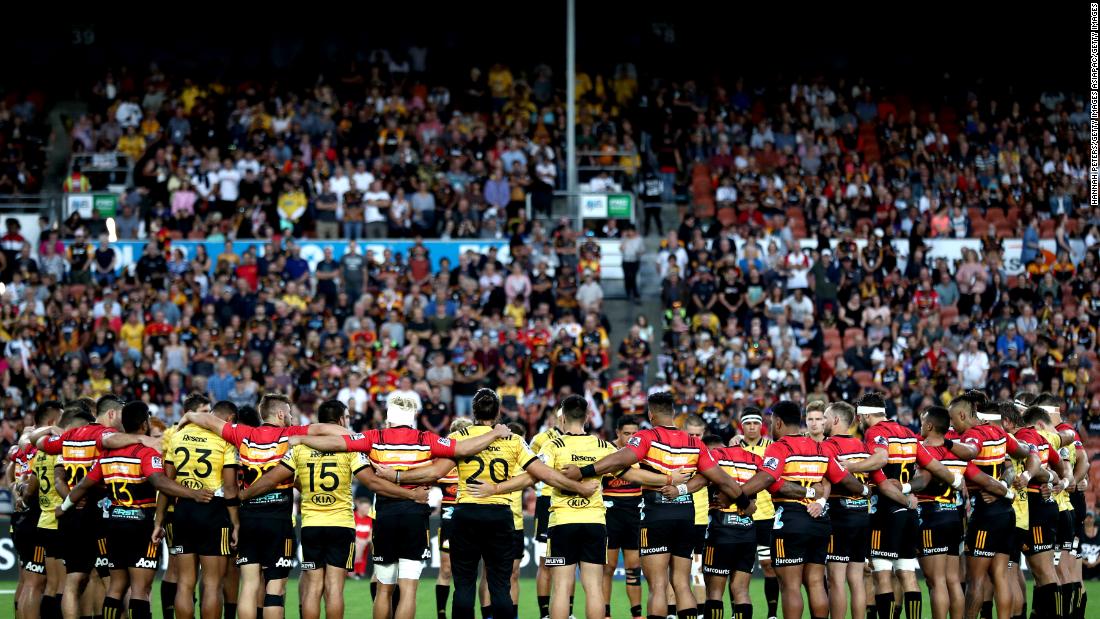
[2,385,1094,619]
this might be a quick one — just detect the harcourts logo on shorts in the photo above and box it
[773,557,802,565]
[275,557,295,568]
[639,546,668,556]
[136,558,158,569]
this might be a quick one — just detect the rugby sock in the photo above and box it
[224,602,237,619]
[903,592,922,619]
[704,600,723,619]
[1069,584,1081,619]
[677,608,698,619]
[437,584,451,619]
[607,604,613,619]
[370,581,377,600]
[42,595,59,619]
[538,596,551,618]
[257,608,263,618]
[1022,600,1028,619]
[739,604,753,619]
[668,605,678,618]
[1060,584,1074,619]
[1078,591,1087,619]
[1036,584,1057,619]
[102,597,123,619]
[514,604,519,618]
[764,577,779,618]
[875,592,895,619]
[570,596,575,616]
[128,599,151,619]
[160,582,176,618]
[481,604,493,619]
[866,605,877,619]
[893,604,902,619]
[631,605,643,619]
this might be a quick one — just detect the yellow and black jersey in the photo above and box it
[741,437,775,519]
[35,452,63,530]
[449,425,538,507]
[528,426,562,497]
[539,433,616,526]
[165,424,238,493]
[162,425,177,513]
[281,445,370,528]
[1039,428,1074,512]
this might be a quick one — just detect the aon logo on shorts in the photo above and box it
[24,562,44,574]
[275,557,295,568]
[95,556,111,568]
[136,558,158,569]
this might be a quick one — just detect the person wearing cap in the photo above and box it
[289,390,510,619]
[60,401,213,619]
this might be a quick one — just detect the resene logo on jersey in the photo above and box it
[182,435,206,443]
[570,454,596,462]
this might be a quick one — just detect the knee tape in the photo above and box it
[871,558,895,572]
[625,568,641,586]
[894,558,919,571]
[398,558,424,580]
[1053,552,1062,567]
[263,594,284,608]
[374,562,398,585]
[756,545,771,561]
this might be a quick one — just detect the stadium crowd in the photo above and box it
[0,52,1099,619]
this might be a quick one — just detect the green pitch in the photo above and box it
[3,578,1099,618]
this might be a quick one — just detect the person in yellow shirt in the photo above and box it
[120,311,145,354]
[738,408,780,619]
[117,126,147,162]
[158,396,239,619]
[528,411,563,618]
[374,388,597,619]
[683,415,711,606]
[280,282,308,312]
[15,401,64,619]
[469,395,677,619]
[250,400,426,619]
[86,365,112,399]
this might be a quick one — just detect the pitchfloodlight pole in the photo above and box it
[566,0,579,229]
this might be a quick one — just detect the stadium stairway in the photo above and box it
[44,101,86,189]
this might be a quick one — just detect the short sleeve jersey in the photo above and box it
[281,444,369,528]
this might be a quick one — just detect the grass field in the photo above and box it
[3,577,1100,618]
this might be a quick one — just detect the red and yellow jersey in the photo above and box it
[221,423,309,514]
[915,443,967,506]
[822,435,885,506]
[863,420,920,483]
[624,425,716,520]
[709,445,762,515]
[40,423,117,490]
[438,466,460,506]
[601,464,642,509]
[345,427,457,514]
[760,435,847,510]
[959,424,1022,482]
[1014,427,1061,492]
[87,444,164,520]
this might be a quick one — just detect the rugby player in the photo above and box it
[470,395,681,619]
[159,397,240,619]
[33,395,159,619]
[602,416,645,619]
[436,418,474,619]
[947,393,1045,619]
[61,402,213,619]
[564,392,748,619]
[250,400,428,619]
[529,411,563,619]
[177,392,347,619]
[292,388,517,619]
[736,408,778,619]
[14,401,63,619]
[375,388,598,619]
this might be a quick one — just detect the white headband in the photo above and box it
[856,406,886,416]
[386,394,419,427]
[1040,405,1060,416]
[741,414,763,424]
[976,412,1002,421]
